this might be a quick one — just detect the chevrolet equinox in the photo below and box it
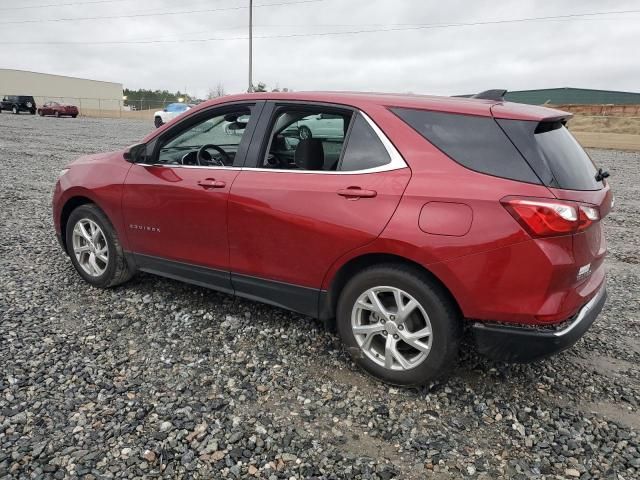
[52,91,611,385]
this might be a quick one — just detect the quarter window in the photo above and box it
[391,107,541,184]
[339,114,391,171]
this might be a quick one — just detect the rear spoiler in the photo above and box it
[471,89,507,101]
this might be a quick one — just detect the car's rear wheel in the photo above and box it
[72,114,78,118]
[55,111,60,118]
[65,204,134,288]
[154,116,163,128]
[30,110,36,115]
[38,110,44,116]
[337,264,461,386]
[298,125,312,140]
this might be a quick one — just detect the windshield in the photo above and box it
[166,103,188,112]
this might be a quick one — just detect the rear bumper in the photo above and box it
[471,284,606,363]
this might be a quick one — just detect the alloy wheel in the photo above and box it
[351,286,433,371]
[72,219,109,277]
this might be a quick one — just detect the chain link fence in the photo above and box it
[26,96,197,120]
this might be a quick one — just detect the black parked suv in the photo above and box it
[1,95,37,114]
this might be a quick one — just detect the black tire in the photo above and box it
[72,114,78,118]
[30,109,36,115]
[65,204,134,288]
[298,125,312,140]
[38,110,44,116]
[55,111,60,118]
[337,264,461,386]
[12,106,18,114]
[154,116,163,128]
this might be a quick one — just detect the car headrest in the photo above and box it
[294,139,324,170]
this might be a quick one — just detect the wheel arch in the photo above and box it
[319,252,462,325]
[59,196,96,253]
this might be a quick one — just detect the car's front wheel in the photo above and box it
[65,204,134,288]
[154,116,163,128]
[337,264,461,386]
[12,106,18,114]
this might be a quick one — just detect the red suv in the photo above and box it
[52,91,611,385]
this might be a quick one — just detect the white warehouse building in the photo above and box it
[0,68,123,111]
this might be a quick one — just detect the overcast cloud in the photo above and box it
[1,0,639,98]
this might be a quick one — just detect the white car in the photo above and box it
[154,103,191,128]
[283,112,345,139]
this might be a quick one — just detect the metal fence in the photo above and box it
[31,96,121,111]
[553,104,640,117]
[25,96,183,119]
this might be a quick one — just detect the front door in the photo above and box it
[228,103,411,315]
[122,102,261,291]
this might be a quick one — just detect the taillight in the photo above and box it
[501,196,600,238]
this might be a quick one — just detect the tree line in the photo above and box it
[123,82,293,109]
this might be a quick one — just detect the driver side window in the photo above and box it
[155,107,252,167]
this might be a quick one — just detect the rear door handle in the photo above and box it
[197,178,226,189]
[337,186,377,199]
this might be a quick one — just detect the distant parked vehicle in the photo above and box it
[38,101,79,118]
[284,113,344,139]
[1,95,36,115]
[154,103,191,128]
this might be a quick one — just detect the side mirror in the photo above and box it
[124,143,146,163]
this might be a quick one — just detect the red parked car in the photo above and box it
[38,101,78,118]
[52,91,611,385]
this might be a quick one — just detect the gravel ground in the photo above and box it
[0,114,638,479]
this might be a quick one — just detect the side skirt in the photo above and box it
[126,253,325,318]
[232,273,320,318]
[130,253,234,295]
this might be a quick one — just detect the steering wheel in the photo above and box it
[266,153,287,169]
[197,144,231,166]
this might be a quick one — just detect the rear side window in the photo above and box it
[498,119,600,191]
[339,114,391,171]
[391,108,541,184]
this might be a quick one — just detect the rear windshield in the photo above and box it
[497,119,600,191]
[391,108,541,184]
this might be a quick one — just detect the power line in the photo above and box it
[0,0,323,25]
[0,0,129,11]
[1,8,638,45]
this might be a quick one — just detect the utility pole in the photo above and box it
[248,0,253,92]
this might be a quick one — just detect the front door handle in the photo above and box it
[337,186,377,199]
[198,178,226,189]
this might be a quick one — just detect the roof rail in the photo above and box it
[471,89,507,101]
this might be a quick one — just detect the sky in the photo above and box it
[1,0,639,98]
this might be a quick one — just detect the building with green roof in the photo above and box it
[503,87,640,105]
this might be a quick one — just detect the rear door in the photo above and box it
[227,102,411,316]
